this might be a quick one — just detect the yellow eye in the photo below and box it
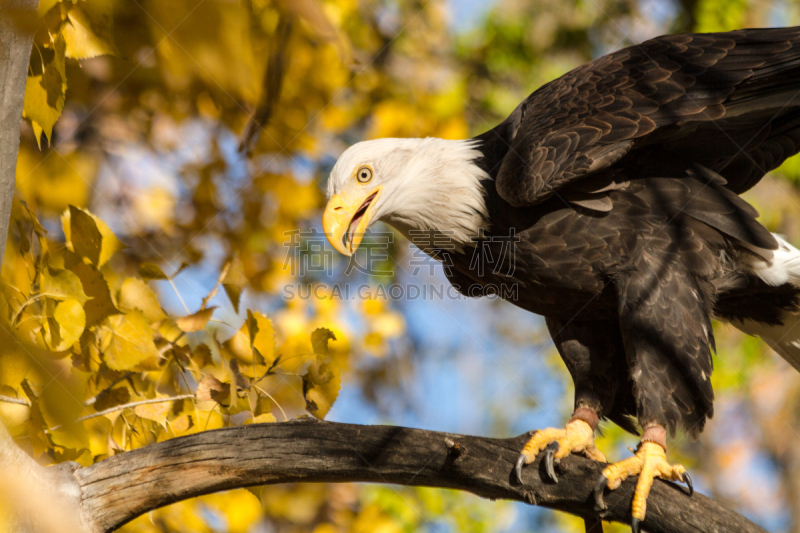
[356,166,373,183]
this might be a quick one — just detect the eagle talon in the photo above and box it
[599,440,688,527]
[684,472,693,496]
[593,475,609,510]
[544,441,560,482]
[514,418,604,486]
[514,454,526,485]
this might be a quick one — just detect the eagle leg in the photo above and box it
[593,426,692,532]
[514,408,606,484]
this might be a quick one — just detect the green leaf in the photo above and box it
[100,310,161,371]
[53,298,86,350]
[63,2,119,59]
[118,278,166,322]
[41,266,89,304]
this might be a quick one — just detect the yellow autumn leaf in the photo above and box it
[222,257,247,313]
[302,360,340,419]
[371,311,405,338]
[22,35,66,146]
[93,387,131,412]
[16,148,94,212]
[49,422,90,456]
[101,310,161,371]
[158,319,185,344]
[146,0,263,104]
[175,306,216,333]
[65,258,120,327]
[311,327,335,361]
[134,399,170,426]
[52,298,86,351]
[138,263,169,280]
[62,3,119,59]
[62,206,126,267]
[68,205,102,264]
[229,311,275,366]
[249,311,275,365]
[246,412,276,425]
[41,267,89,304]
[170,414,194,434]
[118,278,167,322]
[196,374,230,403]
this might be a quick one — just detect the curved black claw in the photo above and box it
[683,472,693,496]
[631,517,641,533]
[593,475,609,511]
[544,441,559,483]
[514,454,526,485]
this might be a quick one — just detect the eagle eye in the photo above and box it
[356,166,373,183]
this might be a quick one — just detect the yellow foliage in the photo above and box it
[100,311,161,371]
[62,2,119,59]
[16,148,94,212]
[118,278,167,322]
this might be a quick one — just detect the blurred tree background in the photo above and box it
[3,0,800,531]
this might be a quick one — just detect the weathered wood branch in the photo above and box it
[75,419,765,533]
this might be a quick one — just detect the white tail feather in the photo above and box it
[742,235,800,286]
[732,234,800,371]
[732,317,800,372]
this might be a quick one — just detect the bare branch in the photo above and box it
[75,419,766,533]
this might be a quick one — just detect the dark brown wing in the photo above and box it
[493,27,800,207]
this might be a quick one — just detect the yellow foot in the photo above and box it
[514,418,606,483]
[593,441,693,533]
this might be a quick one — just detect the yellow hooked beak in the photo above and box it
[323,186,383,256]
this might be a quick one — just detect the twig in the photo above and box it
[84,373,135,406]
[0,394,29,406]
[201,260,231,310]
[58,395,196,429]
[251,384,288,421]
[10,293,44,327]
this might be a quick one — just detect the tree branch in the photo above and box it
[75,419,766,533]
[0,0,37,263]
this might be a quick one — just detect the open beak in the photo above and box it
[323,186,383,256]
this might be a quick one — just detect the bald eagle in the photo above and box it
[323,27,800,530]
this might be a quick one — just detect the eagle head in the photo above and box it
[323,137,489,256]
